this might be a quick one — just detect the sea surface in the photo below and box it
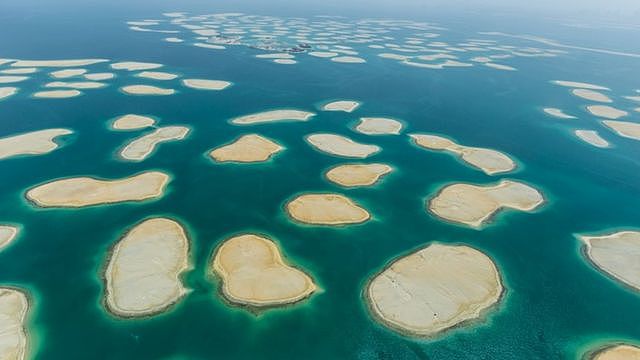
[0,1,639,359]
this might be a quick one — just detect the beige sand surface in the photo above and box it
[274,59,297,65]
[325,163,392,187]
[0,68,37,75]
[231,109,315,125]
[84,73,115,81]
[308,51,338,58]
[286,193,370,225]
[378,53,410,61]
[586,105,628,119]
[331,56,366,63]
[591,344,640,360]
[0,128,72,160]
[552,80,610,90]
[255,53,294,59]
[105,218,190,317]
[111,114,156,130]
[26,171,169,208]
[306,133,380,158]
[366,243,503,337]
[543,108,576,119]
[575,130,610,148]
[0,226,18,251]
[110,62,163,71]
[356,117,403,135]
[120,126,189,161]
[578,231,640,291]
[209,134,283,163]
[136,71,178,80]
[11,59,108,67]
[571,89,612,103]
[0,287,29,360]
[164,37,184,43]
[410,134,516,175]
[625,96,640,103]
[212,233,316,307]
[428,180,544,228]
[322,100,361,113]
[0,76,28,84]
[182,79,231,90]
[602,120,640,141]
[0,87,18,100]
[120,85,175,95]
[33,90,82,98]
[44,81,105,89]
[50,69,87,79]
[484,63,516,71]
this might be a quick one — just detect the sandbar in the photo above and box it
[33,90,81,98]
[306,133,380,158]
[0,225,18,251]
[164,37,184,43]
[575,130,609,148]
[231,109,315,125]
[543,108,576,119]
[0,76,28,84]
[110,62,163,71]
[274,59,297,65]
[105,218,190,317]
[119,126,190,161]
[410,134,516,175]
[0,287,29,359]
[0,87,18,100]
[0,68,37,75]
[325,163,392,187]
[84,73,115,81]
[182,79,231,90]
[578,231,640,291]
[120,85,175,96]
[590,344,640,359]
[136,71,178,80]
[552,80,610,90]
[0,128,72,160]
[209,134,283,163]
[428,180,544,228]
[26,171,169,208]
[111,114,156,130]
[572,89,612,103]
[322,100,361,113]
[602,120,640,141]
[45,81,105,89]
[11,59,108,67]
[50,69,86,79]
[484,63,516,71]
[355,117,403,135]
[285,193,370,225]
[331,56,366,63]
[366,243,503,337]
[308,51,338,58]
[212,233,316,307]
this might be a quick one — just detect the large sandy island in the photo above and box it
[366,243,503,337]
[111,114,156,130]
[306,133,380,158]
[0,287,29,360]
[590,344,640,360]
[552,80,610,91]
[231,110,315,125]
[209,134,283,163]
[182,79,231,90]
[571,89,612,103]
[602,120,640,141]
[575,130,610,148]
[11,59,108,67]
[578,231,640,291]
[410,134,516,175]
[286,193,370,225]
[325,163,392,187]
[120,85,175,96]
[120,126,189,161]
[26,171,169,208]
[33,90,82,98]
[105,218,190,317]
[212,233,316,307]
[543,108,576,119]
[0,226,18,251]
[428,180,544,228]
[322,100,361,113]
[110,61,163,71]
[0,87,18,100]
[586,105,628,119]
[356,118,403,135]
[0,128,72,160]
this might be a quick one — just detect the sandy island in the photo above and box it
[182,79,231,90]
[105,218,190,317]
[50,69,87,79]
[26,171,169,208]
[410,134,516,175]
[590,344,640,360]
[325,163,392,187]
[578,231,640,291]
[572,89,612,103]
[120,126,189,161]
[356,118,403,135]
[0,287,29,360]
[33,90,82,98]
[1,68,37,75]
[11,59,108,67]
[136,71,178,80]
[366,243,503,337]
[111,114,156,130]
[331,56,366,63]
[602,120,640,141]
[209,134,283,163]
[0,76,29,84]
[110,62,163,71]
[0,128,72,160]
[543,108,576,119]
[322,100,361,113]
[120,85,175,96]
[0,226,18,251]
[575,130,610,148]
[231,110,315,125]
[306,133,380,158]
[212,233,316,308]
[84,73,115,81]
[552,80,610,91]
[0,87,18,100]
[45,81,106,89]
[286,193,370,225]
[428,180,544,228]
[586,105,628,119]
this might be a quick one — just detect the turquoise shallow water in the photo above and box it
[1,2,640,359]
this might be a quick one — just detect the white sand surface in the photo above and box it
[120,126,190,161]
[120,85,175,95]
[306,133,380,158]
[231,109,315,125]
[11,59,108,67]
[136,71,178,80]
[543,108,576,119]
[182,79,231,90]
[33,90,82,98]
[0,128,72,160]
[111,62,163,71]
[574,130,610,148]
[322,100,361,113]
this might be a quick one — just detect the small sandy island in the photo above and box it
[45,81,106,89]
[589,344,640,360]
[602,120,640,141]
[306,133,380,158]
[0,76,29,84]
[325,163,392,187]
[578,231,640,291]
[428,180,544,228]
[552,80,610,91]
[120,126,190,161]
[231,110,315,125]
[572,89,612,103]
[110,61,163,71]
[322,100,361,113]
[543,108,576,119]
[182,79,231,90]
[0,287,29,359]
[120,85,175,96]
[366,243,503,337]
[0,225,19,251]
[356,118,403,135]
[33,90,82,99]
[286,193,370,225]
[575,130,610,148]
[586,105,628,119]
[26,171,169,208]
[84,73,115,81]
[50,68,86,79]
[111,114,156,130]
[209,134,283,163]
[410,134,516,175]
[0,87,18,100]
[0,128,72,160]
[212,233,316,308]
[136,71,178,80]
[11,59,108,67]
[105,218,190,317]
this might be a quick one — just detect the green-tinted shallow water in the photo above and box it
[1,2,640,359]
